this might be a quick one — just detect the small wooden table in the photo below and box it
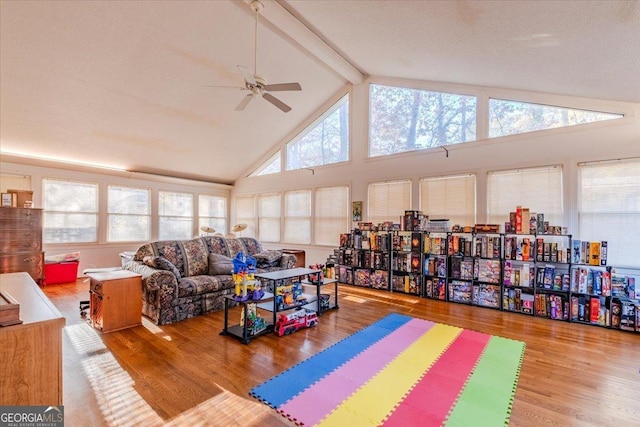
[87,270,142,333]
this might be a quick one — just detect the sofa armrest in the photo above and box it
[280,253,297,270]
[123,261,178,296]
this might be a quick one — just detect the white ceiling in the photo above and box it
[2,0,639,185]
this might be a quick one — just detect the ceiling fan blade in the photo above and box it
[237,65,256,86]
[202,85,247,90]
[263,93,292,113]
[235,94,254,111]
[263,82,302,92]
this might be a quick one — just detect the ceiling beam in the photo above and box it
[256,0,363,85]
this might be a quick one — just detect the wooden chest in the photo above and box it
[0,207,44,285]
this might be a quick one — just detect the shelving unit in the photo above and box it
[332,227,640,334]
[221,267,339,344]
[390,230,422,295]
[220,292,275,344]
[301,277,339,315]
[423,231,448,301]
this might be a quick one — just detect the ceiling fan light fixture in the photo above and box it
[205,0,302,113]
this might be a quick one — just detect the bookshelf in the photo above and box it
[390,230,422,296]
[332,228,639,334]
[472,232,502,310]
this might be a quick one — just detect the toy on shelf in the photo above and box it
[308,264,325,284]
[233,253,264,301]
[275,308,318,336]
[241,303,268,336]
[275,282,307,310]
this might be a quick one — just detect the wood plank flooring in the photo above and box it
[42,279,640,426]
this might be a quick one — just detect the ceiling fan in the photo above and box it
[205,0,302,113]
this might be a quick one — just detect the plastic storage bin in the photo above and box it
[44,261,79,285]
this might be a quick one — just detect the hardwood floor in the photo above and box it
[42,279,639,426]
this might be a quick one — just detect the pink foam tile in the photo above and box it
[278,374,357,424]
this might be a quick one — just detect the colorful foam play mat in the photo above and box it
[250,313,525,426]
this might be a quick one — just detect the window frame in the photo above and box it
[577,158,640,268]
[107,184,151,243]
[314,185,350,246]
[367,179,412,226]
[286,93,350,171]
[486,165,564,228]
[198,194,228,236]
[368,83,478,158]
[258,192,281,243]
[283,189,312,244]
[419,174,477,227]
[42,178,99,244]
[158,190,194,241]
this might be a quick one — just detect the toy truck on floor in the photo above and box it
[275,308,318,336]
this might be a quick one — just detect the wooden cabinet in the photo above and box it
[88,270,142,333]
[0,207,44,285]
[0,272,65,405]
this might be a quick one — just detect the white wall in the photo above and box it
[0,159,231,274]
[233,77,640,266]
[3,77,639,271]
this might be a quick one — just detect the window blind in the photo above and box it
[420,174,476,226]
[158,191,193,240]
[578,158,640,268]
[284,190,311,244]
[368,180,411,225]
[315,186,349,246]
[487,165,563,227]
[258,193,281,242]
[235,194,256,238]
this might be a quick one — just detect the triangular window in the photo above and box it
[251,151,281,177]
[286,94,349,171]
[489,99,623,137]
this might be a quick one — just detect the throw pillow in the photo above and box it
[253,250,283,268]
[208,253,234,275]
[143,256,182,280]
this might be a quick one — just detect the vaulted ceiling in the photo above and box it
[2,1,638,185]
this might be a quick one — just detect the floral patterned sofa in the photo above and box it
[123,236,296,325]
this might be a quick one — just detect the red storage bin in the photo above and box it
[44,261,79,285]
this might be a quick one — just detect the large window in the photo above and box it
[578,158,640,268]
[284,190,311,244]
[368,180,412,226]
[420,174,476,226]
[369,84,476,157]
[258,193,281,243]
[199,194,227,236]
[487,165,563,227]
[43,178,98,243]
[158,191,193,240]
[489,99,623,138]
[235,194,256,238]
[286,94,349,170]
[107,185,150,242]
[315,186,349,246]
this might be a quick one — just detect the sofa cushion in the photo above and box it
[177,275,234,298]
[201,236,231,258]
[254,249,283,268]
[226,238,248,258]
[209,253,234,275]
[239,237,263,255]
[143,256,182,280]
[180,238,209,276]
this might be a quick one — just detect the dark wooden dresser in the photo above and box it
[0,207,45,285]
